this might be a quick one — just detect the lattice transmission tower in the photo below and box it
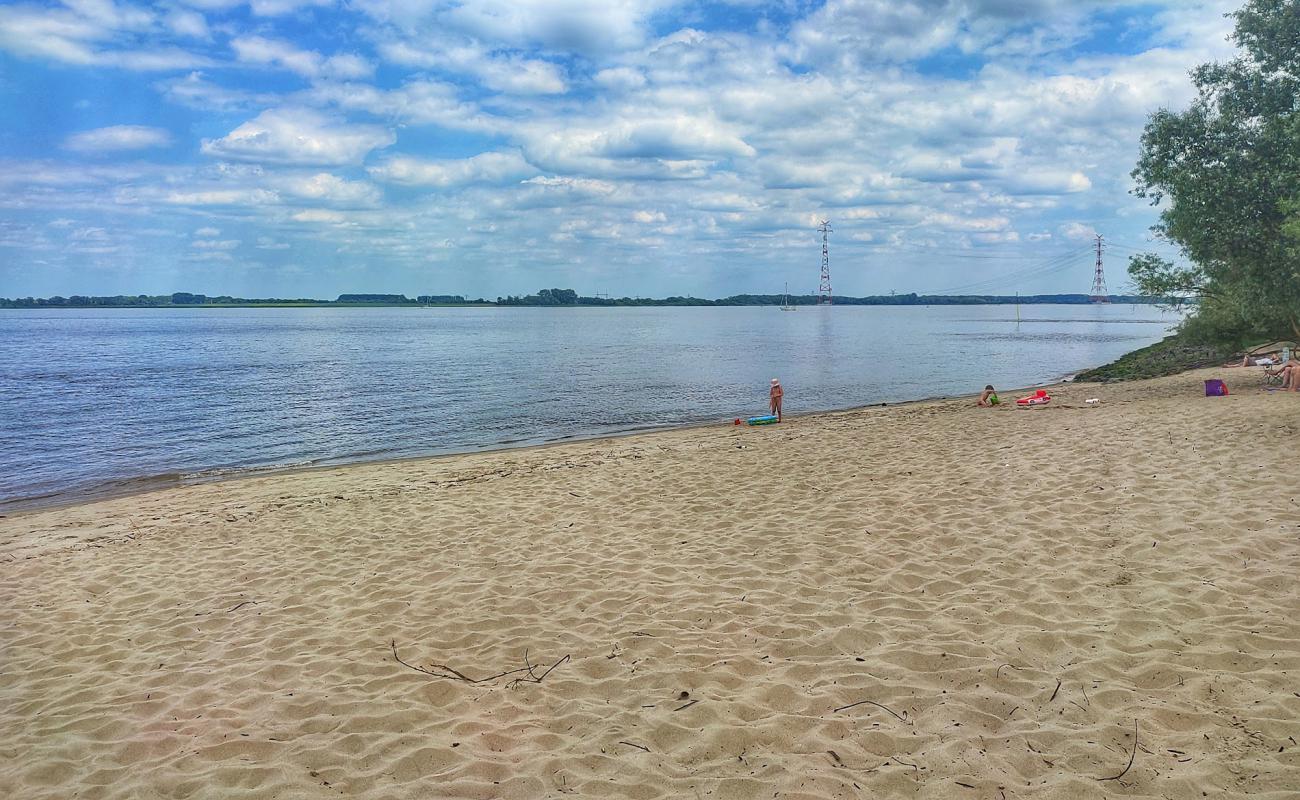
[817,220,833,305]
[1089,234,1109,303]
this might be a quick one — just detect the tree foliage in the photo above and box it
[1130,0,1300,342]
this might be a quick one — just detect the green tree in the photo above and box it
[1131,0,1300,342]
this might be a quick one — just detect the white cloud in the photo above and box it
[368,151,534,188]
[64,125,172,152]
[291,209,347,223]
[231,35,373,79]
[163,188,280,206]
[200,108,395,166]
[246,0,332,17]
[594,66,646,92]
[0,3,210,70]
[435,0,668,55]
[166,9,208,38]
[379,40,564,94]
[194,226,221,236]
[1059,221,1098,241]
[302,79,496,131]
[191,238,240,249]
[275,172,382,205]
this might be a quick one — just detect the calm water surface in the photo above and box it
[0,305,1177,509]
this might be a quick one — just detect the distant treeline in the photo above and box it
[0,292,488,307]
[1,289,1167,309]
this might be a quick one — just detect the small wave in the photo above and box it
[180,460,317,480]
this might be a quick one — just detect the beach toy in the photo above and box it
[1016,389,1051,406]
[747,415,779,425]
[1085,398,1100,405]
[1204,379,1229,396]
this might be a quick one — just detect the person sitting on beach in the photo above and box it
[769,378,784,421]
[977,385,1000,406]
[1270,362,1300,391]
[1229,352,1280,367]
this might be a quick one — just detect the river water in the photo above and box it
[0,304,1178,509]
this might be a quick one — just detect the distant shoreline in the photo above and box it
[1,298,1168,310]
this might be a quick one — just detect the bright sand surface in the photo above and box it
[2,368,1298,800]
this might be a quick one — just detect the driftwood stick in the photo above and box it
[390,640,532,683]
[1097,719,1139,782]
[535,654,571,682]
[674,699,699,711]
[891,756,920,780]
[1048,679,1062,703]
[834,699,908,723]
[618,741,650,753]
[227,600,258,613]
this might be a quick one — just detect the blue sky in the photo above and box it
[0,0,1238,299]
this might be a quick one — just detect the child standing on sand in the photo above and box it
[977,385,999,406]
[769,378,784,421]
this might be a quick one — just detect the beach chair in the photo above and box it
[1254,341,1297,386]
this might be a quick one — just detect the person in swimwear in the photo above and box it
[977,385,1000,406]
[769,378,784,421]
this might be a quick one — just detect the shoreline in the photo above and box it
[0,371,1076,517]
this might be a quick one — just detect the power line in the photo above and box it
[880,243,1084,261]
[914,248,1090,295]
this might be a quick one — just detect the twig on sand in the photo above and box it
[227,600,258,613]
[996,664,1023,679]
[522,654,571,685]
[1097,719,1139,782]
[834,699,909,724]
[1048,679,1063,703]
[390,640,568,686]
[674,699,699,711]
[618,741,650,753]
[891,756,920,780]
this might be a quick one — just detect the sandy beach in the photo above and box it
[2,368,1297,799]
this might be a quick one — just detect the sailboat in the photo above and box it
[780,282,797,311]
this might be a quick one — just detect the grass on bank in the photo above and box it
[1076,333,1244,382]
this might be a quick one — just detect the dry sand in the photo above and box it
[2,368,1298,799]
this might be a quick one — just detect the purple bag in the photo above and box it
[1204,379,1229,396]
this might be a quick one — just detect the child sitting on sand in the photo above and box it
[769,378,784,421]
[977,385,1000,406]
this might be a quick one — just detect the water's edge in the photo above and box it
[0,370,1077,517]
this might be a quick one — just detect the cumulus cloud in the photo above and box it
[232,36,373,79]
[291,209,347,223]
[379,40,564,94]
[434,0,667,55]
[163,188,280,206]
[0,2,212,70]
[201,108,395,166]
[1059,221,1098,241]
[64,125,172,153]
[302,79,496,131]
[275,172,382,205]
[368,151,534,188]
